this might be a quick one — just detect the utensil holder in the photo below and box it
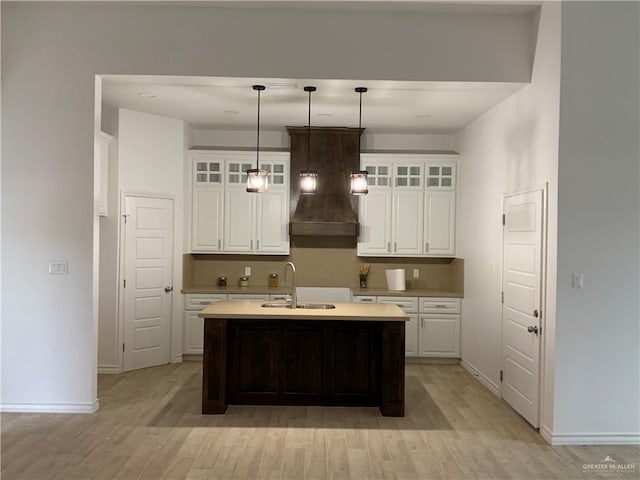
[359,274,368,289]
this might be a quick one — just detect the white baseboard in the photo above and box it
[1,399,99,414]
[460,359,501,397]
[549,432,640,446]
[540,425,553,444]
[174,354,183,363]
[97,365,121,374]
[406,357,460,365]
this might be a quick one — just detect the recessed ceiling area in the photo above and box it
[102,75,527,135]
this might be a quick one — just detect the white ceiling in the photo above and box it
[102,75,527,134]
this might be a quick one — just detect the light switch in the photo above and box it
[49,261,68,274]
[571,273,584,289]
[412,269,420,278]
[244,266,251,276]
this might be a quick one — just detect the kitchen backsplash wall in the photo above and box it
[184,237,463,293]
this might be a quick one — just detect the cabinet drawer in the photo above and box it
[269,293,291,302]
[228,293,270,301]
[185,294,227,310]
[352,295,377,304]
[377,296,418,313]
[419,297,460,314]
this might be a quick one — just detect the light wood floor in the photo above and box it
[2,363,638,480]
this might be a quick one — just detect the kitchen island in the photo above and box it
[199,301,408,416]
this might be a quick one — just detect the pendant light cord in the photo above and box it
[358,90,363,156]
[256,87,261,170]
[307,88,312,170]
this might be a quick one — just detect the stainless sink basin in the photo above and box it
[261,302,336,310]
[296,303,336,309]
[261,302,291,308]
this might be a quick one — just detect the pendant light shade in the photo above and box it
[247,85,268,193]
[300,86,318,195]
[351,87,368,195]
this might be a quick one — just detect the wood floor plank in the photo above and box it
[2,362,639,480]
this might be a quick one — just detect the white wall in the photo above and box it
[455,1,560,436]
[97,107,120,371]
[553,1,639,444]
[0,2,533,412]
[191,128,456,151]
[97,109,186,371]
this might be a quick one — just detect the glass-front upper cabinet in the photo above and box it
[226,160,254,186]
[193,153,224,186]
[363,162,392,188]
[425,162,456,190]
[394,163,423,188]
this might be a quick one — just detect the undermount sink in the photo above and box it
[297,303,336,310]
[261,302,336,310]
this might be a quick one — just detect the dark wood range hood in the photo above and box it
[287,126,363,236]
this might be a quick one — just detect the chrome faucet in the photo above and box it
[283,261,297,309]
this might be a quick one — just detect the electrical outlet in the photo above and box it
[49,261,68,274]
[244,266,251,276]
[412,269,420,278]
[572,273,584,289]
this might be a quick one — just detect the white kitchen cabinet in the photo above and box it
[377,296,419,356]
[224,187,254,252]
[192,187,224,251]
[392,190,424,255]
[191,154,225,253]
[418,314,461,357]
[358,154,457,258]
[357,189,392,255]
[418,297,461,358]
[352,294,461,358]
[223,154,289,254]
[189,150,289,255]
[424,191,456,256]
[183,293,227,354]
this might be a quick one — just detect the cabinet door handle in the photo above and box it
[218,239,221,249]
[435,304,448,308]
[387,242,391,253]
[425,242,429,252]
[362,298,373,302]
[421,318,424,328]
[394,242,397,252]
[257,239,260,250]
[250,240,253,250]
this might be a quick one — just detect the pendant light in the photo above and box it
[246,84,268,193]
[350,87,369,195]
[300,86,318,195]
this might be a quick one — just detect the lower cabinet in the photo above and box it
[184,294,227,355]
[184,293,275,355]
[418,314,461,357]
[353,295,461,358]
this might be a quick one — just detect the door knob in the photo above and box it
[533,309,539,318]
[527,325,539,334]
[164,286,174,293]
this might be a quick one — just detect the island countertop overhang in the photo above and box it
[198,301,409,321]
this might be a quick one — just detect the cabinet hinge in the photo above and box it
[500,370,503,382]
[502,214,505,226]
[501,291,504,304]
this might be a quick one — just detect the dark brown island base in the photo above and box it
[199,301,408,417]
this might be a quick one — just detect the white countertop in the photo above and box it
[198,301,408,321]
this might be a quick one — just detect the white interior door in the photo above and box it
[502,189,544,428]
[122,196,174,371]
